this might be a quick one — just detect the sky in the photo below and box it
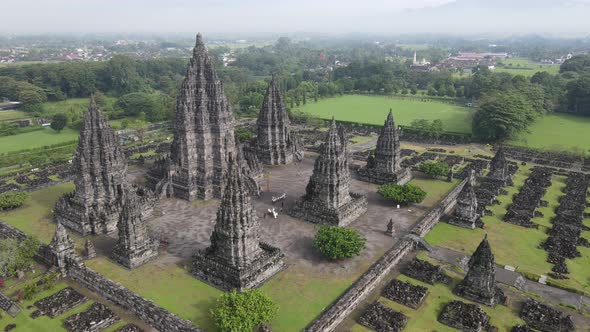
[1,0,590,36]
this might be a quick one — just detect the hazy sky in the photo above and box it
[1,0,590,36]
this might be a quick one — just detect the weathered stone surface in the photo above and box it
[488,147,512,185]
[386,219,395,236]
[511,325,534,332]
[454,235,505,307]
[382,279,429,309]
[192,155,284,290]
[504,167,553,228]
[357,302,408,332]
[449,170,480,229]
[358,110,412,185]
[54,98,128,235]
[148,33,238,201]
[34,287,87,318]
[402,258,449,285]
[0,292,20,317]
[438,300,492,332]
[48,221,80,271]
[64,302,120,332]
[289,119,367,226]
[82,239,96,260]
[520,298,574,332]
[115,324,144,332]
[255,77,303,165]
[111,190,159,269]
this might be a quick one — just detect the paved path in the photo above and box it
[350,137,378,153]
[428,246,590,313]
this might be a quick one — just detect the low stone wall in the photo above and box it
[68,265,202,332]
[304,177,468,331]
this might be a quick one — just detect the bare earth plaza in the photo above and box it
[0,32,589,332]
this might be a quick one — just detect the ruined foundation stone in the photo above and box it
[454,235,505,307]
[255,77,303,165]
[438,300,492,332]
[358,110,412,185]
[289,119,367,226]
[357,302,408,332]
[520,298,575,332]
[148,33,237,201]
[64,302,120,332]
[382,279,429,309]
[34,287,87,318]
[54,98,127,236]
[192,155,284,290]
[402,258,450,285]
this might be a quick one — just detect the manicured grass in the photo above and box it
[0,127,78,154]
[410,176,461,208]
[508,113,590,153]
[0,281,97,332]
[353,274,524,332]
[41,97,116,116]
[297,95,474,134]
[85,257,222,331]
[0,110,29,122]
[0,182,74,244]
[496,57,560,77]
[425,165,590,294]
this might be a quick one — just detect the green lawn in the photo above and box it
[496,57,560,77]
[297,95,474,134]
[0,127,78,154]
[508,113,590,153]
[41,97,116,116]
[425,165,590,294]
[0,110,28,122]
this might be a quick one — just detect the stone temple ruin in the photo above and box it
[192,155,284,290]
[111,192,159,269]
[48,221,80,272]
[289,119,367,226]
[454,235,505,307]
[54,98,128,236]
[255,77,303,165]
[448,170,481,229]
[148,33,238,201]
[358,110,412,185]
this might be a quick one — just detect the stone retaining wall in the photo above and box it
[304,177,468,331]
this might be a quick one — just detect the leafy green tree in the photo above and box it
[410,119,430,131]
[235,127,254,143]
[419,161,450,178]
[0,192,27,210]
[313,226,366,260]
[378,183,427,205]
[0,237,39,278]
[472,90,536,142]
[211,289,278,332]
[50,114,69,132]
[564,74,590,115]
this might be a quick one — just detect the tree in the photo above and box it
[565,74,590,115]
[377,183,427,205]
[430,119,444,138]
[0,192,27,211]
[472,90,536,142]
[50,114,69,132]
[313,225,366,260]
[211,289,278,332]
[0,237,40,278]
[93,90,107,107]
[419,161,450,178]
[235,127,254,143]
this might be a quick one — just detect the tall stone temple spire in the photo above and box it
[255,77,302,165]
[449,170,481,229]
[54,97,128,235]
[289,118,367,226]
[148,33,237,201]
[111,192,159,269]
[192,154,284,290]
[358,109,411,185]
[454,235,505,307]
[488,146,510,184]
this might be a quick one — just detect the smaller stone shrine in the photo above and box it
[358,110,412,185]
[488,146,513,185]
[448,170,481,229]
[438,300,493,332]
[111,192,159,269]
[82,239,96,260]
[48,221,80,272]
[192,154,284,290]
[454,235,505,307]
[386,219,395,236]
[289,118,367,226]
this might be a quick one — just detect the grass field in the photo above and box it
[297,95,474,134]
[41,97,116,116]
[426,165,590,294]
[508,113,590,153]
[0,126,78,154]
[496,57,560,77]
[0,110,28,122]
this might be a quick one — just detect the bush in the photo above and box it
[50,113,69,132]
[313,225,366,260]
[419,161,450,178]
[377,183,427,205]
[211,289,278,332]
[23,282,39,300]
[235,127,254,143]
[0,192,27,210]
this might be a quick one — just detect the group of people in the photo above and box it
[262,192,287,219]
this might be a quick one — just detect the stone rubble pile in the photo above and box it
[381,279,429,309]
[34,287,88,318]
[520,298,575,332]
[503,167,553,228]
[357,301,408,332]
[438,300,494,332]
[401,258,450,285]
[64,302,120,332]
[115,324,144,332]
